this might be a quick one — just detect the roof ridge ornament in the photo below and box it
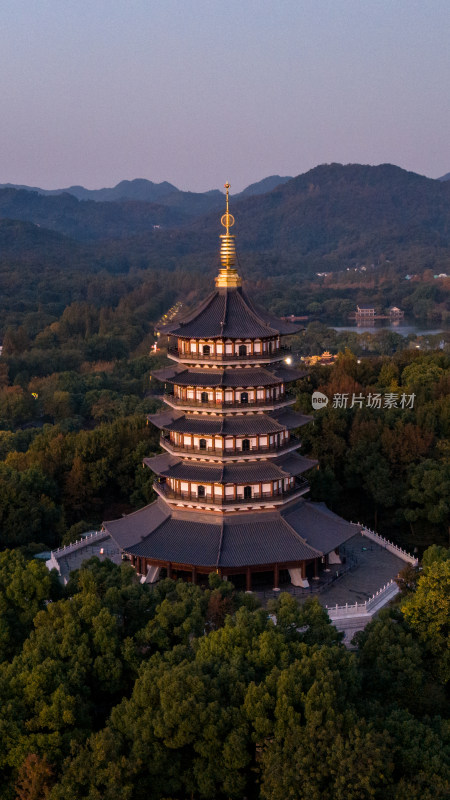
[215,182,242,288]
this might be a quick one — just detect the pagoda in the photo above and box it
[102,185,358,591]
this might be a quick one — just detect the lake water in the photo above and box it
[331,322,448,337]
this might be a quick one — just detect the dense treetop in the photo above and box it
[0,552,447,799]
[296,347,450,550]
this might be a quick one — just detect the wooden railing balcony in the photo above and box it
[167,346,291,363]
[160,434,301,457]
[154,478,310,506]
[162,393,295,411]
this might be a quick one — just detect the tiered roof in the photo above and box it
[160,285,302,339]
[143,451,317,483]
[152,364,305,386]
[104,498,357,568]
[147,408,313,435]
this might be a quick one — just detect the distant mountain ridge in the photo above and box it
[0,178,179,203]
[234,175,293,198]
[1,164,450,275]
[0,176,296,235]
[0,175,292,204]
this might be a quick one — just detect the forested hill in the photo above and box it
[233,174,293,198]
[0,218,75,257]
[196,163,450,271]
[0,188,191,241]
[1,163,450,274]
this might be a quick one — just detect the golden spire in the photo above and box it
[215,182,241,288]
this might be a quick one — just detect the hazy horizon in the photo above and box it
[1,161,447,197]
[2,1,449,193]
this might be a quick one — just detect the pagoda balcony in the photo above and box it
[160,434,302,460]
[154,478,310,508]
[162,393,296,413]
[167,346,292,365]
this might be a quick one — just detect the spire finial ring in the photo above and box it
[221,212,235,229]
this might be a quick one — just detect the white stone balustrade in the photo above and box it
[360,526,418,566]
[326,579,399,621]
[46,530,119,579]
[48,530,106,558]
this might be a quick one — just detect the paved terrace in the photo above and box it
[254,533,405,604]
[319,533,405,607]
[256,533,407,646]
[320,535,406,646]
[47,532,122,583]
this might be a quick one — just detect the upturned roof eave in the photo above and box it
[150,365,305,388]
[146,408,313,435]
[143,452,317,484]
[159,285,297,340]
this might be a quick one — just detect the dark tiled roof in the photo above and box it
[271,365,306,382]
[147,409,185,429]
[143,452,180,474]
[271,409,313,429]
[282,502,360,553]
[144,455,295,483]
[151,365,187,383]
[123,510,319,567]
[103,499,171,549]
[152,366,303,388]
[106,500,357,568]
[221,415,286,434]
[218,517,319,566]
[170,370,225,386]
[149,458,223,482]
[221,369,280,387]
[243,292,304,336]
[160,286,302,339]
[274,453,318,475]
[149,412,284,435]
[127,516,222,566]
[152,367,281,388]
[145,452,317,484]
[148,410,311,436]
[223,461,286,482]
[160,415,224,434]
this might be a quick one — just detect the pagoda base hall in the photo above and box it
[103,497,358,591]
[50,184,360,590]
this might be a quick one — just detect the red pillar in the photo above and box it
[246,567,252,592]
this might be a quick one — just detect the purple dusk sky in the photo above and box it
[1,0,449,193]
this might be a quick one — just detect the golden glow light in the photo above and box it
[215,182,242,288]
